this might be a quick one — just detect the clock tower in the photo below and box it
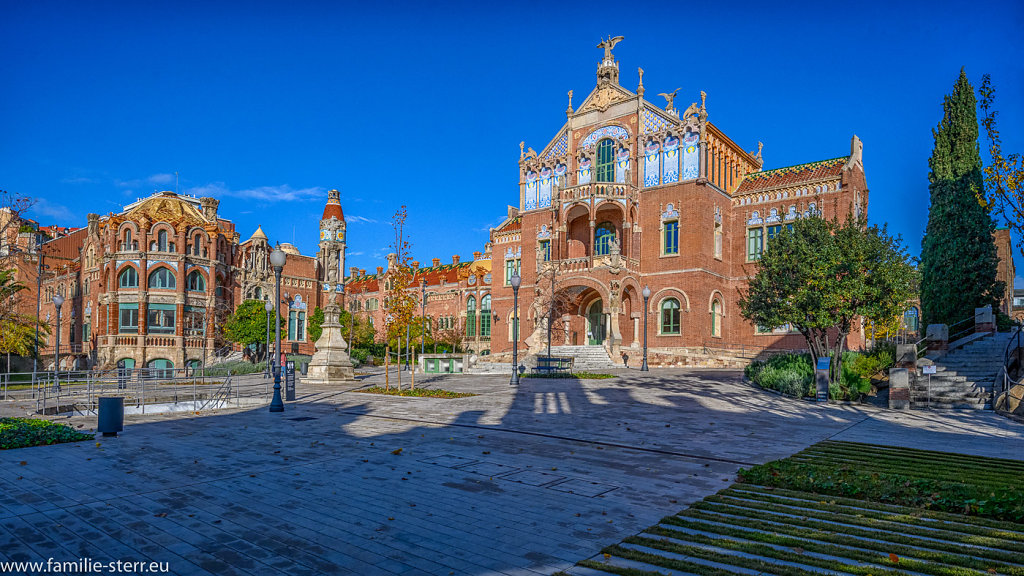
[317,189,346,292]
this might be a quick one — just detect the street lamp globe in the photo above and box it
[53,293,64,308]
[510,274,521,289]
[270,247,287,269]
[264,301,273,313]
[642,285,651,299]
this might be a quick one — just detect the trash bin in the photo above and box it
[97,397,124,437]
[300,362,308,376]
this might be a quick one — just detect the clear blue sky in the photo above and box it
[3,1,1022,280]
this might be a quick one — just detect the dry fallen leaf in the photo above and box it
[154,513,167,518]
[889,553,900,564]
[602,553,611,561]
[19,461,27,466]
[391,448,403,455]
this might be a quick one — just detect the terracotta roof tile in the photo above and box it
[737,157,847,193]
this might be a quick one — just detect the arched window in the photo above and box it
[118,267,139,288]
[187,271,205,292]
[466,296,477,338]
[123,229,132,247]
[661,298,681,335]
[192,233,203,256]
[146,358,173,379]
[596,139,615,183]
[157,230,169,252]
[904,307,920,333]
[711,299,722,338]
[480,294,491,338]
[148,267,176,289]
[594,222,616,256]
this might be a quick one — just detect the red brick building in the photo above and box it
[346,41,869,365]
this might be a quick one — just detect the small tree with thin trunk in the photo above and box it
[532,262,576,357]
[384,206,419,390]
[977,74,1024,260]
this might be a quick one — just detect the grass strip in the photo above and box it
[786,454,1021,488]
[814,441,1024,471]
[652,516,1024,575]
[683,501,1024,555]
[0,417,94,450]
[737,459,1024,522]
[578,557,705,575]
[621,535,914,576]
[735,485,1024,537]
[720,488,1024,543]
[672,507,1024,562]
[351,387,476,398]
[602,543,805,576]
[522,372,617,379]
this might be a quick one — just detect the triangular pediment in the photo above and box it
[538,124,569,160]
[575,83,636,115]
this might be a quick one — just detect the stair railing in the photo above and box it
[1003,326,1022,379]
[948,315,977,345]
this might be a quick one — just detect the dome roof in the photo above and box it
[279,242,300,256]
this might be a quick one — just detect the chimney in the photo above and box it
[432,258,440,267]
[473,251,481,261]
[360,268,366,276]
[452,255,460,265]
[350,266,359,279]
[376,266,383,275]
[386,253,397,271]
[412,260,419,270]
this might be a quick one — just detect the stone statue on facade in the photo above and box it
[597,35,624,61]
[658,88,681,113]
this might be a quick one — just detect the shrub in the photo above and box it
[1,417,94,449]
[746,353,813,397]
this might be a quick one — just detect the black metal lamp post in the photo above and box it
[264,300,273,378]
[52,293,64,391]
[510,273,521,386]
[641,285,651,372]
[421,278,426,360]
[269,246,287,412]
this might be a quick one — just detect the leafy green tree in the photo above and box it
[223,299,283,361]
[976,75,1024,256]
[308,307,325,342]
[740,216,917,382]
[920,69,1003,327]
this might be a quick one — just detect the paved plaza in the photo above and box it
[1,369,1023,575]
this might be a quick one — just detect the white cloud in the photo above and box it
[60,176,98,184]
[348,251,365,257]
[184,182,324,202]
[147,173,175,185]
[31,198,74,222]
[346,215,378,224]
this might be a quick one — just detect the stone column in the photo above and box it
[889,368,910,410]
[926,324,948,352]
[305,304,355,385]
[975,305,995,334]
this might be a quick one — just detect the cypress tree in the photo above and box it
[920,69,1003,328]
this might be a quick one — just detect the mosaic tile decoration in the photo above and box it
[544,131,569,159]
[580,125,629,148]
[642,108,672,133]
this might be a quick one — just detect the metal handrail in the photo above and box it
[1004,326,1022,378]
[948,314,977,343]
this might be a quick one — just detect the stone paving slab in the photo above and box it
[0,368,1021,575]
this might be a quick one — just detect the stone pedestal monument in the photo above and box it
[305,304,355,384]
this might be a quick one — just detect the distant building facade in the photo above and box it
[8,191,345,371]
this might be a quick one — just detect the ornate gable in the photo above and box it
[125,194,208,228]
[576,83,636,114]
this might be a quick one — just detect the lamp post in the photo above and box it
[52,293,64,391]
[269,246,286,412]
[641,285,651,372]
[264,300,273,378]
[421,278,426,360]
[510,274,521,386]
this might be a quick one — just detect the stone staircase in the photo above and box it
[464,360,512,375]
[912,332,1012,410]
[535,345,620,372]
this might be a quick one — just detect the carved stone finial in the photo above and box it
[637,67,645,96]
[519,141,525,159]
[758,141,764,155]
[700,90,707,110]
[566,90,573,115]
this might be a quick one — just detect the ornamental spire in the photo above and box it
[595,35,623,86]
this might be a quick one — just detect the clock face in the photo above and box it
[321,230,333,241]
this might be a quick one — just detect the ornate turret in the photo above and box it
[317,189,346,292]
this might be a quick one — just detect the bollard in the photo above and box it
[97,396,124,437]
